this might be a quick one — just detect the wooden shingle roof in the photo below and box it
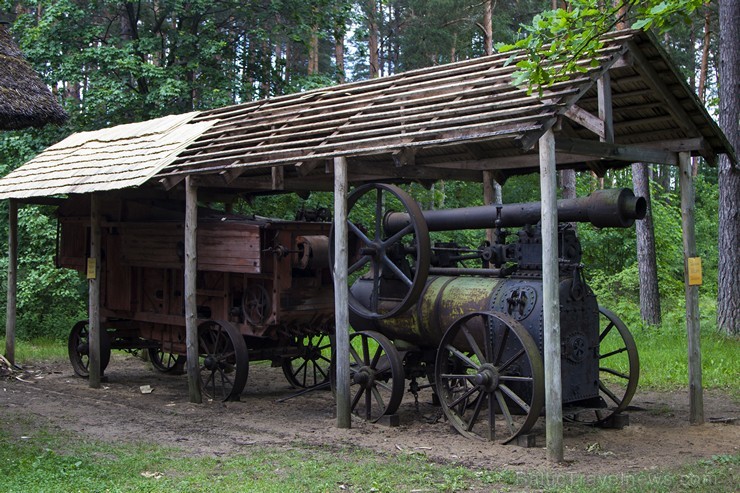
[0,29,734,200]
[0,113,213,199]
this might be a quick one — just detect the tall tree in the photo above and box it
[717,0,739,335]
[632,162,662,325]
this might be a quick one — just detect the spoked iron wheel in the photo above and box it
[282,333,333,388]
[565,306,639,425]
[198,320,249,401]
[347,330,405,422]
[435,311,544,443]
[67,320,111,378]
[148,348,186,373]
[334,183,430,320]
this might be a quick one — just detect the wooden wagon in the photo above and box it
[57,195,335,400]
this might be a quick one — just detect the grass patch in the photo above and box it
[0,336,67,365]
[1,412,737,493]
[631,324,740,394]
[0,412,498,493]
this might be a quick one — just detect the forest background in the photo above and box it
[0,0,735,342]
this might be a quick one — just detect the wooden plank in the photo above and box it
[678,151,703,424]
[564,104,605,139]
[184,176,202,404]
[597,72,614,143]
[4,199,17,365]
[88,193,102,388]
[333,156,351,429]
[539,128,563,462]
[554,137,678,165]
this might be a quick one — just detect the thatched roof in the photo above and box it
[0,22,67,130]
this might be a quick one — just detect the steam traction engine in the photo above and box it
[59,196,336,399]
[337,184,643,443]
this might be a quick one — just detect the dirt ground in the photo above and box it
[1,353,738,476]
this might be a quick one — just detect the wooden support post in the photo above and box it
[482,170,502,245]
[185,176,202,404]
[539,128,563,462]
[597,72,614,144]
[88,194,102,388]
[678,152,703,424]
[5,199,17,365]
[333,156,351,428]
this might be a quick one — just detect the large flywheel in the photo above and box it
[332,183,430,320]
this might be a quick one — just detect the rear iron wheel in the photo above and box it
[148,348,186,374]
[565,306,639,425]
[435,311,544,443]
[198,320,249,401]
[68,320,111,378]
[282,333,333,388]
[347,330,405,422]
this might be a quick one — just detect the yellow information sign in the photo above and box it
[86,258,97,280]
[687,257,702,286]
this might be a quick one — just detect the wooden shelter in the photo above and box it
[0,29,735,462]
[0,21,67,130]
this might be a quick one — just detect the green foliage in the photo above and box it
[496,0,704,93]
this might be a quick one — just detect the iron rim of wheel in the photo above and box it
[565,306,639,425]
[282,333,333,389]
[67,320,111,378]
[347,330,405,422]
[197,320,249,401]
[435,311,544,443]
[148,347,186,373]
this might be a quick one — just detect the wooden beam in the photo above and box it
[597,72,614,143]
[88,193,102,388]
[482,170,502,245]
[184,176,202,404]
[540,128,563,462]
[160,175,186,191]
[392,147,416,167]
[627,41,703,139]
[555,137,678,165]
[4,199,17,365]
[564,104,605,139]
[678,152,703,424]
[17,197,65,206]
[271,166,285,190]
[295,158,323,176]
[333,156,351,429]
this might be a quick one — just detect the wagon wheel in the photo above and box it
[67,320,111,378]
[148,348,186,374]
[242,284,271,326]
[198,320,249,401]
[282,333,333,388]
[347,330,405,422]
[435,311,544,443]
[333,183,430,320]
[565,306,639,425]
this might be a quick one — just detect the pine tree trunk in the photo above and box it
[632,162,662,325]
[367,0,379,78]
[717,0,740,335]
[334,31,345,83]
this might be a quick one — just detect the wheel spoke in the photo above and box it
[350,386,365,410]
[599,321,615,343]
[348,255,371,275]
[445,345,480,370]
[374,190,383,241]
[349,345,364,366]
[600,367,629,379]
[599,380,622,406]
[447,384,479,410]
[466,391,486,432]
[486,392,496,440]
[348,221,373,247]
[600,346,627,359]
[499,375,533,383]
[493,325,509,366]
[371,386,386,411]
[498,347,525,373]
[381,222,415,249]
[461,324,486,364]
[495,389,517,435]
[361,336,370,365]
[380,255,413,287]
[498,383,531,414]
